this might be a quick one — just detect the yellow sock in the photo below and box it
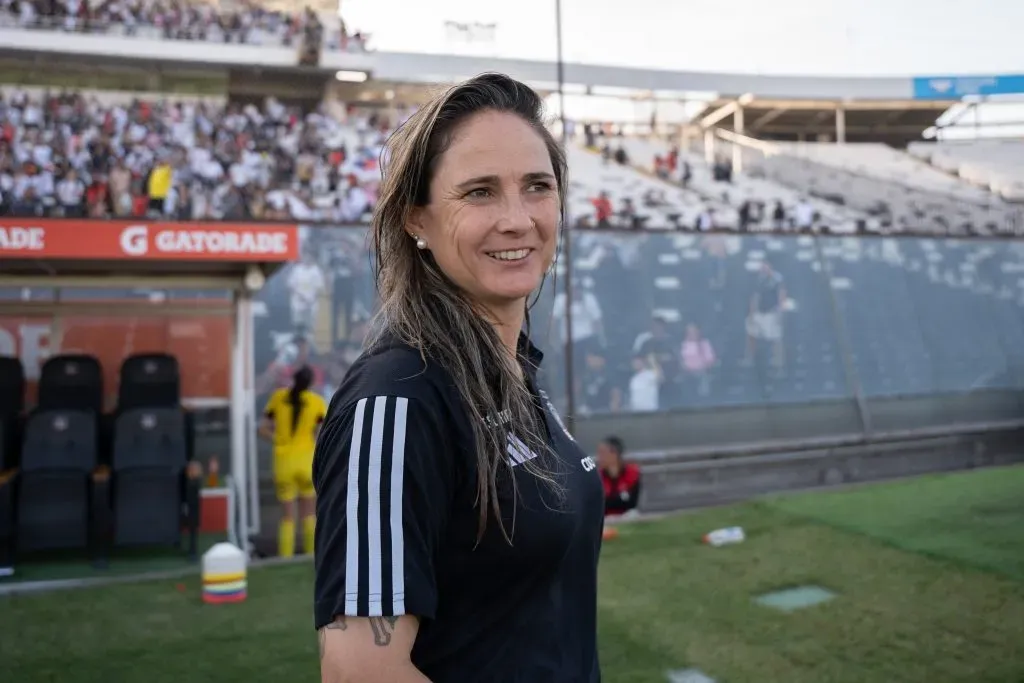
[303,516,316,556]
[278,518,296,559]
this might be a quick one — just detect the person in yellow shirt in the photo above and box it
[146,160,173,216]
[258,366,327,558]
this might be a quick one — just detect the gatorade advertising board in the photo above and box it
[0,219,300,261]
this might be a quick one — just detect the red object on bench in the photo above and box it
[200,487,230,533]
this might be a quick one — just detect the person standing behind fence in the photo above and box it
[744,260,787,370]
[259,366,327,559]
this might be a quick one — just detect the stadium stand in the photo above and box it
[768,142,992,201]
[0,87,389,222]
[0,86,748,230]
[750,147,1016,236]
[4,80,1019,236]
[909,140,1024,203]
[564,144,738,230]
[0,0,368,52]
[612,136,867,233]
[607,132,1019,235]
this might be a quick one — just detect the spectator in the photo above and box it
[287,252,326,334]
[55,168,85,216]
[632,315,678,406]
[681,159,692,188]
[578,349,622,415]
[795,197,815,231]
[744,260,787,370]
[772,200,786,229]
[680,323,716,397]
[147,157,173,216]
[591,191,613,226]
[597,436,642,518]
[109,162,134,216]
[552,282,604,383]
[627,353,660,412]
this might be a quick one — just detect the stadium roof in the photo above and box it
[1,27,939,101]
[367,52,918,100]
[695,97,953,147]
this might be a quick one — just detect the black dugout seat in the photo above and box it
[118,354,181,411]
[2,410,109,560]
[0,356,24,470]
[0,357,24,570]
[111,408,199,558]
[37,354,104,413]
[0,355,111,569]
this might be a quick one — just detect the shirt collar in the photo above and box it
[518,332,544,381]
[518,332,544,365]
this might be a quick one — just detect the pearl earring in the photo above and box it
[415,236,428,250]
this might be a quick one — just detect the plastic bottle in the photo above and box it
[207,456,220,488]
[702,526,745,546]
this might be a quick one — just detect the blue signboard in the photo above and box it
[912,74,1024,99]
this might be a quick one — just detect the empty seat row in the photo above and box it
[0,352,180,418]
[0,353,200,572]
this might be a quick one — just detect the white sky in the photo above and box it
[342,0,1022,77]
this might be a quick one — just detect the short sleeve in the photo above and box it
[263,390,281,419]
[313,393,454,628]
[313,393,328,424]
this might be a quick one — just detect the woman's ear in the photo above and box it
[406,207,425,242]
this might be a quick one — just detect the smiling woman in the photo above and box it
[313,73,605,683]
[408,110,560,323]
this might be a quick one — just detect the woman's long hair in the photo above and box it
[289,365,314,435]
[366,73,569,542]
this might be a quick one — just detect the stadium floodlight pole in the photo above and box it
[554,0,577,434]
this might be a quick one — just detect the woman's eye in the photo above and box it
[529,181,554,193]
[466,188,491,199]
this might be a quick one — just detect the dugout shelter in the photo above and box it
[0,219,298,572]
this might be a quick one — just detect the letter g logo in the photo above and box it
[120,225,149,256]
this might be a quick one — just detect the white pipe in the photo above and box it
[229,291,251,554]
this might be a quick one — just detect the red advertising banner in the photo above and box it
[0,219,300,262]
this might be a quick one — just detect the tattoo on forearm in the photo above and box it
[318,615,348,661]
[369,616,400,647]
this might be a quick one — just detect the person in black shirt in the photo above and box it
[313,73,605,683]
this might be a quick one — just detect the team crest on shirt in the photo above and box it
[538,389,574,442]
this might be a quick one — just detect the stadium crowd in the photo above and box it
[0,0,368,52]
[0,88,401,221]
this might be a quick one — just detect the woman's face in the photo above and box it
[410,110,559,315]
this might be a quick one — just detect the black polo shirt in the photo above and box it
[313,331,604,683]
